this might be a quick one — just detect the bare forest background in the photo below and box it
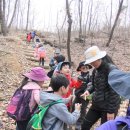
[0,0,130,62]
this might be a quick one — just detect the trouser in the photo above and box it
[16,118,30,130]
[39,58,44,66]
[72,97,89,129]
[81,106,118,130]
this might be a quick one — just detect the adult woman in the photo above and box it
[81,46,120,130]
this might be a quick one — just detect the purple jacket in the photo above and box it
[96,116,130,130]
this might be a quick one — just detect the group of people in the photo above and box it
[6,45,130,130]
[26,31,40,44]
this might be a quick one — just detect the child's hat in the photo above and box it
[56,62,71,72]
[77,61,92,71]
[23,67,49,81]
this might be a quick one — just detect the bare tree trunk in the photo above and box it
[78,0,83,40]
[84,0,91,38]
[88,0,93,35]
[26,0,31,31]
[66,0,72,63]
[56,12,61,49]
[16,0,20,30]
[0,0,7,35]
[106,0,124,47]
[6,0,10,25]
[8,0,18,29]
[109,0,113,30]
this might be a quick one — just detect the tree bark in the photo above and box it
[88,0,93,35]
[8,0,18,29]
[6,0,10,25]
[66,0,72,63]
[26,0,31,31]
[78,0,83,40]
[0,0,7,35]
[106,0,124,47]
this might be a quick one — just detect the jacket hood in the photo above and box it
[115,116,130,127]
[40,91,62,106]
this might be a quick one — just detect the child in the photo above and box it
[49,48,61,68]
[16,67,49,130]
[74,61,92,130]
[26,33,31,44]
[40,74,81,130]
[54,61,82,110]
[47,55,65,78]
[37,44,46,66]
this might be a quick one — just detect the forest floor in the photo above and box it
[0,32,129,130]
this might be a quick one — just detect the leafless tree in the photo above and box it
[78,0,83,40]
[66,0,72,63]
[106,0,124,47]
[0,0,7,35]
[26,0,31,31]
[56,11,61,49]
[8,0,18,29]
[88,0,93,34]
[6,0,10,25]
[109,0,113,30]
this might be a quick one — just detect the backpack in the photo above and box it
[6,88,33,121]
[26,99,63,130]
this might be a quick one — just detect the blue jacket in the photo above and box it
[96,116,130,130]
[40,92,80,130]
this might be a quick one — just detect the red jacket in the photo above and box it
[62,74,82,107]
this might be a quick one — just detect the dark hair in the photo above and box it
[102,54,115,65]
[60,62,71,70]
[19,77,29,89]
[54,55,65,63]
[50,74,69,92]
[19,77,38,89]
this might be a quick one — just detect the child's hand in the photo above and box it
[68,95,74,101]
[75,103,81,111]
[80,90,90,97]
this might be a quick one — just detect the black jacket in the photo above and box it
[75,72,91,97]
[88,61,120,113]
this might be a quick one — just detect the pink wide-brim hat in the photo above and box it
[23,67,49,81]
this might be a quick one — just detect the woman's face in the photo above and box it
[90,59,102,68]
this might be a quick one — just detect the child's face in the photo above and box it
[80,66,89,73]
[60,65,71,75]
